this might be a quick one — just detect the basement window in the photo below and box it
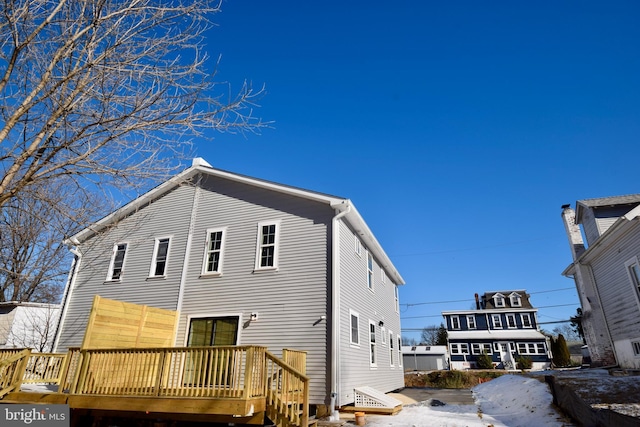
[633,341,640,357]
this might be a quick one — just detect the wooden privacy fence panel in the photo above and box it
[81,296,179,349]
[72,346,267,399]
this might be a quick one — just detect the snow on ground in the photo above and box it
[361,374,571,427]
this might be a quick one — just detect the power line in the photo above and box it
[401,303,578,320]
[400,287,577,308]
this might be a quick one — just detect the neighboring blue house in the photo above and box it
[442,290,551,370]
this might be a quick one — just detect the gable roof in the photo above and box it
[576,194,640,223]
[66,158,404,285]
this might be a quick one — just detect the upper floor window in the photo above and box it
[510,292,522,307]
[367,252,374,290]
[255,221,279,270]
[394,285,399,312]
[506,314,517,328]
[202,228,225,275]
[491,314,503,329]
[493,293,505,308]
[350,310,360,346]
[625,257,640,303]
[381,269,386,284]
[450,315,460,330]
[107,243,128,281]
[520,313,533,328]
[466,315,476,329]
[150,237,171,277]
[354,237,362,256]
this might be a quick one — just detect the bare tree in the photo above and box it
[1,0,265,302]
[0,0,265,209]
[0,179,103,302]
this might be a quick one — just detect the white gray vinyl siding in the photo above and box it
[56,185,195,349]
[337,220,403,406]
[588,221,640,342]
[175,175,332,404]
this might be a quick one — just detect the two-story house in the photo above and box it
[53,158,405,413]
[442,291,551,370]
[561,195,640,369]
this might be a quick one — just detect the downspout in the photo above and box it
[329,201,351,421]
[175,180,202,345]
[52,244,82,353]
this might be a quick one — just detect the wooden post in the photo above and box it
[243,347,254,399]
[154,350,166,396]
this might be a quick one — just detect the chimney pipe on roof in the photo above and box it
[474,293,480,310]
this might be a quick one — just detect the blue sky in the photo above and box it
[194,1,640,342]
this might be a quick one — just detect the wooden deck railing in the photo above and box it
[265,351,310,427]
[72,346,267,398]
[0,349,31,397]
[1,346,311,427]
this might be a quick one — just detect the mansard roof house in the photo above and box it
[561,194,640,369]
[53,158,405,415]
[442,291,551,371]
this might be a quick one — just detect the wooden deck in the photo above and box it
[0,346,312,426]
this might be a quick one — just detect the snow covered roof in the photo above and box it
[447,329,547,340]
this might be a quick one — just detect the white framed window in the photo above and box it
[471,343,492,355]
[451,343,469,355]
[394,285,399,313]
[520,313,533,328]
[466,315,476,330]
[389,331,394,366]
[149,237,171,277]
[517,342,546,355]
[354,236,362,256]
[202,228,225,275]
[632,341,640,357]
[491,314,503,329]
[510,292,522,307]
[493,342,500,352]
[381,268,386,284]
[367,252,374,290]
[506,314,517,328]
[107,243,128,281]
[255,221,280,270]
[381,327,387,345]
[451,315,460,330]
[350,310,360,346]
[625,257,640,304]
[369,321,377,367]
[397,336,402,367]
[493,293,505,308]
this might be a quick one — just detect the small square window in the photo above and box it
[632,341,640,357]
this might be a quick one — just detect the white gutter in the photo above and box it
[329,200,351,419]
[52,245,82,352]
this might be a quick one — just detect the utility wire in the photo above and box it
[401,287,576,308]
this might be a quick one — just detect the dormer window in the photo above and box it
[493,293,505,308]
[510,292,522,307]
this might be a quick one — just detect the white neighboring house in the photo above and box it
[0,302,61,352]
[402,345,448,371]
